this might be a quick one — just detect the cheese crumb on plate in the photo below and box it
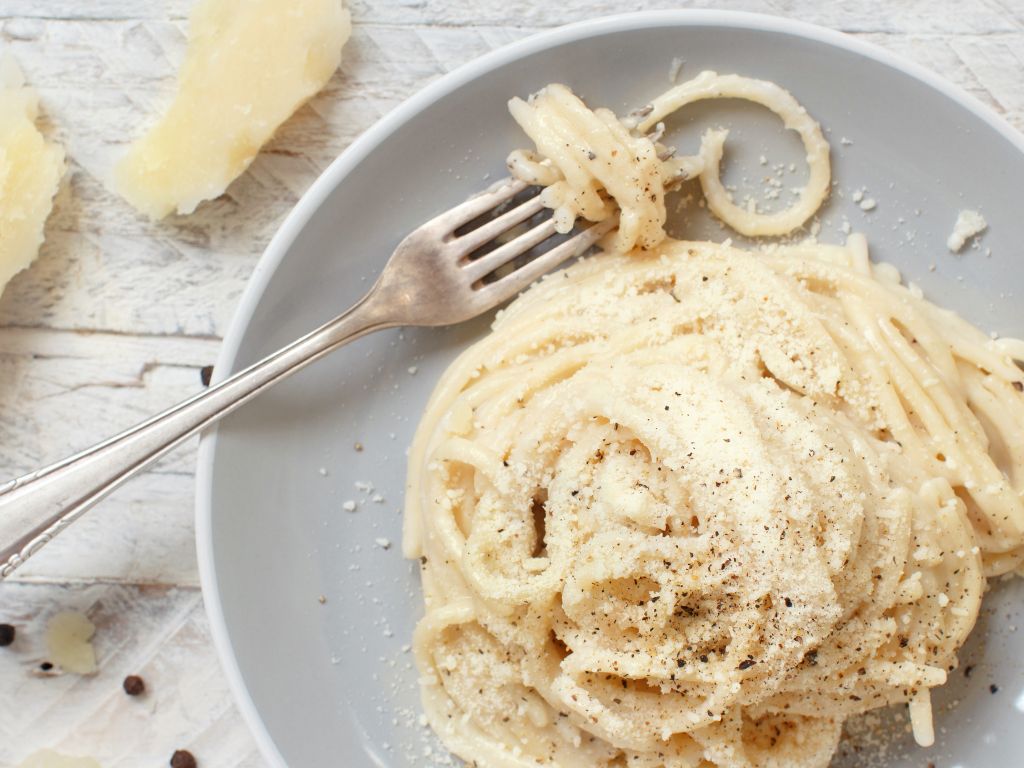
[116,0,352,219]
[947,209,987,252]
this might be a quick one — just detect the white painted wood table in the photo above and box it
[0,0,1021,765]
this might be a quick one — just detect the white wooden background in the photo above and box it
[0,0,1021,765]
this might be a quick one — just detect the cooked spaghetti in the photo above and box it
[506,71,830,250]
[403,73,1023,768]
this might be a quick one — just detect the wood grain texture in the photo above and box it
[0,583,264,766]
[0,1,1022,765]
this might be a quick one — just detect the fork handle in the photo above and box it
[0,291,395,578]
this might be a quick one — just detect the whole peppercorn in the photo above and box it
[170,750,197,768]
[123,675,146,696]
[0,624,15,647]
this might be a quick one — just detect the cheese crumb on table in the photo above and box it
[946,209,987,252]
[17,751,102,768]
[0,54,65,296]
[45,611,97,675]
[115,0,352,219]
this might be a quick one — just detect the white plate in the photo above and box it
[196,11,1024,767]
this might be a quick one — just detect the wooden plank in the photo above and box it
[0,2,194,21]
[0,328,218,473]
[350,0,1023,34]
[0,329,218,585]
[1,0,1022,34]
[8,472,202,586]
[0,582,264,767]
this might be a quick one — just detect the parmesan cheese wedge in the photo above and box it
[115,0,352,219]
[18,751,102,768]
[0,54,65,296]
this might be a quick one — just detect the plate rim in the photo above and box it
[194,10,1024,767]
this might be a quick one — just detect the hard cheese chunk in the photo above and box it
[116,0,351,219]
[46,610,97,675]
[0,54,65,295]
[946,209,987,252]
[18,751,102,768]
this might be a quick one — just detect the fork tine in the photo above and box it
[461,217,558,283]
[454,191,547,254]
[426,177,528,233]
[474,218,616,305]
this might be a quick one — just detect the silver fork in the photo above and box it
[0,178,613,577]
